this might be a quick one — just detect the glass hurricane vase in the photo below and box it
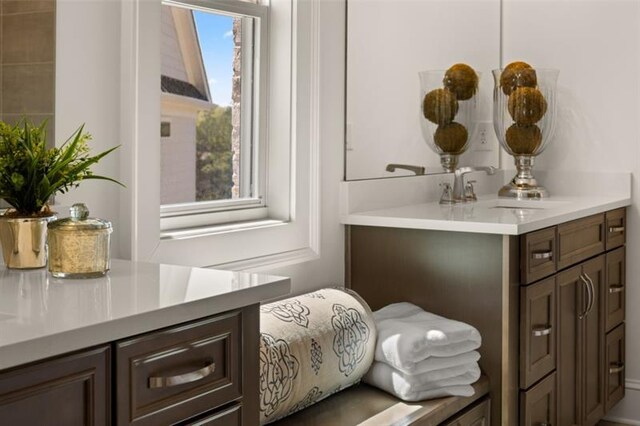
[493,68,559,198]
[419,70,480,173]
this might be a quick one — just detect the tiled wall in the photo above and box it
[0,0,56,145]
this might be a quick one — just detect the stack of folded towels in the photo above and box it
[363,302,482,402]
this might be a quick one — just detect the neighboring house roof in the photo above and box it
[161,75,208,101]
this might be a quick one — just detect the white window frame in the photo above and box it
[120,0,322,269]
[159,0,269,232]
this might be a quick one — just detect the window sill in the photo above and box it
[160,218,287,241]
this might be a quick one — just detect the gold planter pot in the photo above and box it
[0,215,56,269]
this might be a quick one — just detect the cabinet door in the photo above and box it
[444,398,490,426]
[520,372,556,426]
[0,346,110,426]
[556,265,584,425]
[605,324,625,412]
[605,247,625,332]
[520,277,556,389]
[582,255,606,426]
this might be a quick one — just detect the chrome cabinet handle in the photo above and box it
[584,273,595,315]
[149,361,216,389]
[609,362,625,374]
[532,251,553,260]
[609,226,625,233]
[532,326,552,337]
[579,274,591,319]
[609,285,625,294]
[539,423,552,426]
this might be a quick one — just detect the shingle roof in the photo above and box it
[161,75,208,101]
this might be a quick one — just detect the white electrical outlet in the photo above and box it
[475,122,495,152]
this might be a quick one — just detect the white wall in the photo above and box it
[504,1,640,422]
[346,0,501,180]
[55,0,123,256]
[55,0,345,295]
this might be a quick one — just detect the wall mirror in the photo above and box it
[345,0,501,180]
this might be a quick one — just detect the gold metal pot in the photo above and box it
[0,214,56,269]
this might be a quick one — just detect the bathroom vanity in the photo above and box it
[0,260,290,425]
[340,170,631,425]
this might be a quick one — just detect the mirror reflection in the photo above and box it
[345,0,501,180]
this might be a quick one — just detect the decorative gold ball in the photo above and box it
[500,61,537,96]
[506,124,542,154]
[422,88,458,125]
[434,122,468,154]
[443,63,479,101]
[508,87,547,125]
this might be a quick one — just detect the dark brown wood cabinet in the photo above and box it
[520,208,625,426]
[344,207,627,425]
[0,345,110,426]
[0,305,258,426]
[443,398,490,426]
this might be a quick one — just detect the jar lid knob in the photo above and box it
[70,203,90,221]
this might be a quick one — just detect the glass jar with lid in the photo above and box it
[47,203,112,278]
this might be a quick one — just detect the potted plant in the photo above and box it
[0,119,122,269]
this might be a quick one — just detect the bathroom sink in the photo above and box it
[477,199,570,210]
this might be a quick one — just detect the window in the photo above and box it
[160,0,268,231]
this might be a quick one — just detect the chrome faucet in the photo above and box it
[386,163,426,176]
[440,166,496,204]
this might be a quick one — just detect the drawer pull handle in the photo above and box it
[609,362,625,374]
[539,423,552,426]
[609,285,625,294]
[609,226,625,233]
[532,251,553,260]
[149,361,215,389]
[532,326,552,337]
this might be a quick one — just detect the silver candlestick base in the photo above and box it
[440,153,460,173]
[499,156,549,199]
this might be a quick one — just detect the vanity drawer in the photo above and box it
[521,227,557,285]
[442,398,490,426]
[520,372,556,426]
[606,208,626,250]
[557,214,605,270]
[115,311,242,426]
[520,277,556,389]
[606,247,626,332]
[185,403,242,425]
[605,324,625,412]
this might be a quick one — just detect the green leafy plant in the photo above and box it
[0,119,124,217]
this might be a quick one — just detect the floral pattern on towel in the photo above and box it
[261,300,311,328]
[259,333,300,417]
[331,303,371,377]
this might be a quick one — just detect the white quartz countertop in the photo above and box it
[0,259,290,370]
[341,195,631,235]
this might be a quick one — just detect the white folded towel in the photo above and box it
[394,350,480,375]
[364,361,481,393]
[374,303,481,370]
[363,362,477,401]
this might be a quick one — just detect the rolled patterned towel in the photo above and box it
[363,361,480,399]
[259,288,376,424]
[373,303,481,370]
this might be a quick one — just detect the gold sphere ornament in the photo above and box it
[500,61,537,96]
[506,124,542,155]
[508,87,547,125]
[434,122,468,154]
[422,88,458,125]
[443,63,479,101]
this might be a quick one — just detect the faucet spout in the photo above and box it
[385,163,426,176]
[441,166,497,204]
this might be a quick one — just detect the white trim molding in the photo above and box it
[605,380,640,424]
[120,0,322,270]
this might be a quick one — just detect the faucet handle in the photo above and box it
[439,182,454,204]
[465,180,478,201]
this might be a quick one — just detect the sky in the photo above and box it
[193,11,234,107]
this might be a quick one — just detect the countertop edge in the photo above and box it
[0,277,290,371]
[340,197,631,235]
